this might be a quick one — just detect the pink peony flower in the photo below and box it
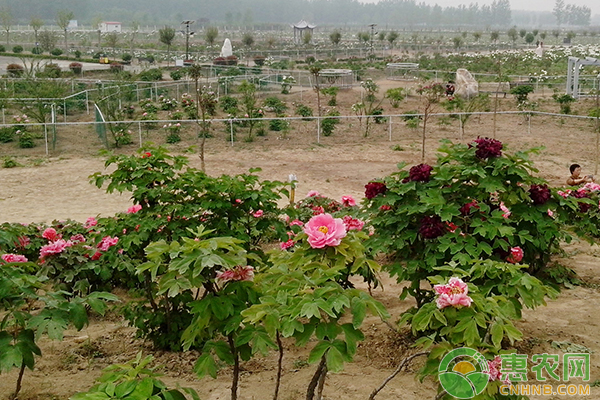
[16,236,30,248]
[506,247,523,264]
[290,219,304,227]
[306,190,321,197]
[1,254,28,263]
[252,210,264,218]
[547,209,555,218]
[379,205,392,211]
[42,227,61,241]
[70,234,86,243]
[303,213,347,249]
[341,195,356,207]
[84,217,98,229]
[280,239,295,250]
[91,251,102,261]
[582,182,600,192]
[499,202,511,218]
[127,204,142,213]
[557,189,572,198]
[40,239,73,258]
[342,215,364,231]
[98,236,119,251]
[486,355,510,384]
[433,277,473,309]
[216,265,255,283]
[312,206,325,215]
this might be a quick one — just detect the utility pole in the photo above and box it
[181,20,195,61]
[368,23,377,59]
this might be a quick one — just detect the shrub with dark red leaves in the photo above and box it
[365,182,387,199]
[460,200,480,216]
[407,163,433,183]
[418,215,446,239]
[473,137,503,159]
[529,184,551,205]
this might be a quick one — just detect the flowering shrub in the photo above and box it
[91,146,290,349]
[241,215,387,399]
[404,260,557,398]
[365,140,572,306]
[159,95,178,111]
[281,75,296,94]
[163,122,182,143]
[0,249,117,398]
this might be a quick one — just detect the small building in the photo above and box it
[68,20,78,29]
[292,20,316,44]
[100,22,122,33]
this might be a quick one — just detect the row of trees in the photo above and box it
[0,7,73,51]
[0,0,515,28]
[553,0,592,27]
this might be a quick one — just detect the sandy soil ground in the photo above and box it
[1,80,600,400]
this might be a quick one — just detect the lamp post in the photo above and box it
[181,20,195,61]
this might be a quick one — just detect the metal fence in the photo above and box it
[2,110,599,159]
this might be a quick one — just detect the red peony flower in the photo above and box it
[342,215,365,231]
[407,164,433,183]
[365,182,387,199]
[572,190,591,212]
[506,247,523,264]
[460,200,480,216]
[419,216,446,239]
[473,137,503,159]
[529,184,551,205]
[42,228,61,241]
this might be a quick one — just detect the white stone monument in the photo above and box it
[455,68,479,99]
[220,38,233,57]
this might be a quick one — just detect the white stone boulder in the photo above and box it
[455,68,479,99]
[220,38,233,57]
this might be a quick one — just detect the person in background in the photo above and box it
[567,164,594,186]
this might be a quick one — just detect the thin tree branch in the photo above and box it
[368,351,429,400]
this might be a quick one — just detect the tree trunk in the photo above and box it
[421,108,428,162]
[306,355,327,400]
[315,362,328,400]
[273,331,283,400]
[228,335,240,400]
[13,361,26,400]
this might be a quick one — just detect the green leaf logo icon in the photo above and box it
[438,348,490,399]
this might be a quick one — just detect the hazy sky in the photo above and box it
[358,0,600,15]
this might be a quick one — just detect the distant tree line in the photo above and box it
[553,0,592,26]
[0,0,593,28]
[1,0,514,27]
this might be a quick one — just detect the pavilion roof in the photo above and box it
[292,20,316,29]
